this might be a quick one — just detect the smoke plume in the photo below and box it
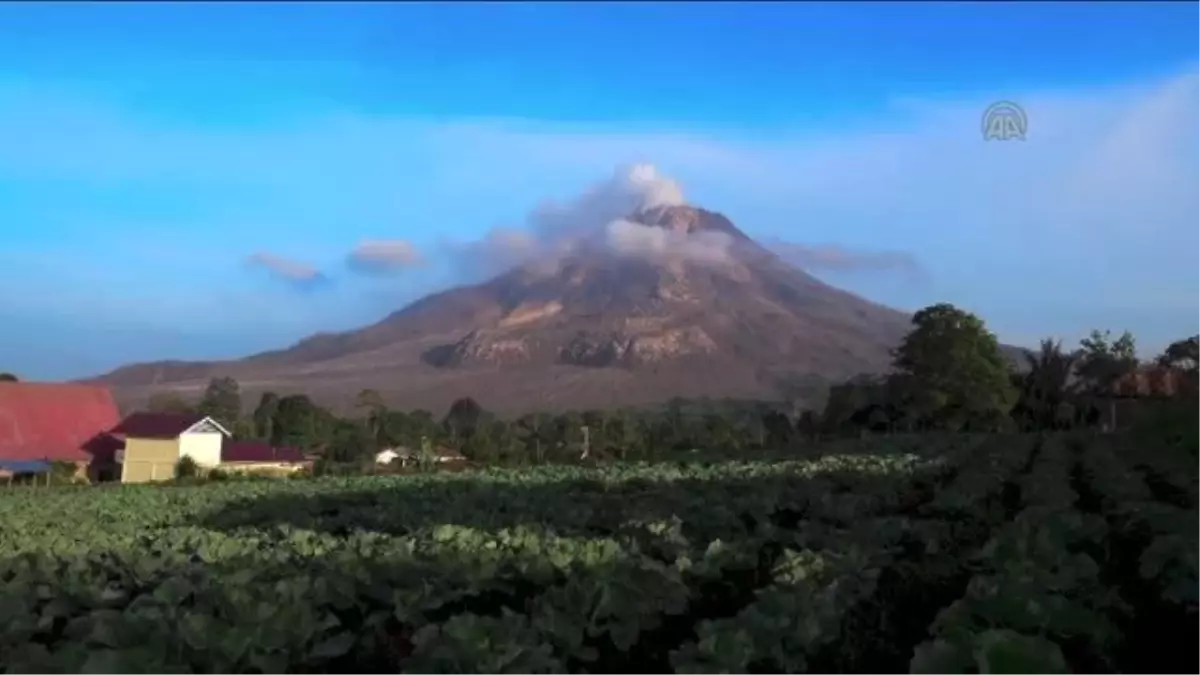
[447,163,715,277]
[604,218,734,266]
[767,241,924,278]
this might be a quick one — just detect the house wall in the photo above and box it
[121,437,181,484]
[221,461,311,476]
[179,431,223,468]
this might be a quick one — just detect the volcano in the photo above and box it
[90,204,915,414]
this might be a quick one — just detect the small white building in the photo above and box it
[375,445,466,467]
[375,447,409,465]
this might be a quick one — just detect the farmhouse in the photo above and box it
[0,382,123,481]
[110,412,312,483]
[110,412,232,483]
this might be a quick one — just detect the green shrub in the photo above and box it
[1133,400,1199,460]
[175,456,199,479]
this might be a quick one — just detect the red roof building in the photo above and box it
[221,440,307,463]
[0,383,123,463]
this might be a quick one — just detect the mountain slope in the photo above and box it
[90,205,917,415]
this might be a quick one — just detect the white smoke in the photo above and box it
[529,162,686,240]
[449,163,727,278]
[604,218,734,266]
[766,240,923,278]
[447,227,541,279]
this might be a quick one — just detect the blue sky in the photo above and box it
[1,2,1197,379]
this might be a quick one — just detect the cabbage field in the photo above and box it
[0,434,1196,673]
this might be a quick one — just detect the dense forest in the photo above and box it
[139,303,1197,467]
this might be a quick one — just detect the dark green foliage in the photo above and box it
[252,391,281,441]
[197,376,241,430]
[0,435,1194,673]
[174,456,199,479]
[1077,329,1139,431]
[890,303,1018,430]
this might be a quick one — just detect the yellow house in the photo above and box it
[110,412,231,483]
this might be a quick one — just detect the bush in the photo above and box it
[1134,400,1199,460]
[175,456,199,479]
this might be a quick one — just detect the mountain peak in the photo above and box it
[629,204,752,241]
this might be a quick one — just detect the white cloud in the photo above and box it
[245,252,327,288]
[346,239,425,275]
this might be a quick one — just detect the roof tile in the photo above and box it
[110,412,206,439]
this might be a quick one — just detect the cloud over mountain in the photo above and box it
[346,239,425,275]
[246,252,329,290]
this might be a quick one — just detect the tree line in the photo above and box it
[141,303,1197,465]
[149,379,798,466]
[820,304,1196,437]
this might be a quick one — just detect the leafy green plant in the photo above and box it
[0,434,1193,673]
[175,456,199,479]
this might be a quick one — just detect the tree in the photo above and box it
[1158,335,1199,396]
[1159,335,1198,373]
[821,377,878,434]
[891,303,1017,431]
[1014,339,1080,430]
[252,392,281,441]
[516,412,553,463]
[0,372,18,382]
[762,411,793,447]
[443,397,484,446]
[197,377,241,430]
[404,410,443,447]
[702,411,736,450]
[795,410,819,441]
[1077,329,1138,431]
[272,394,332,450]
[606,410,643,460]
[328,419,374,463]
[417,437,436,472]
[355,389,388,445]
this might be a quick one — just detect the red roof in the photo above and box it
[0,383,122,462]
[110,412,206,439]
[221,440,307,463]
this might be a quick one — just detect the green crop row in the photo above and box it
[0,434,1194,673]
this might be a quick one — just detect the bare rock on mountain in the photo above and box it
[88,204,920,415]
[628,326,719,363]
[559,332,629,367]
